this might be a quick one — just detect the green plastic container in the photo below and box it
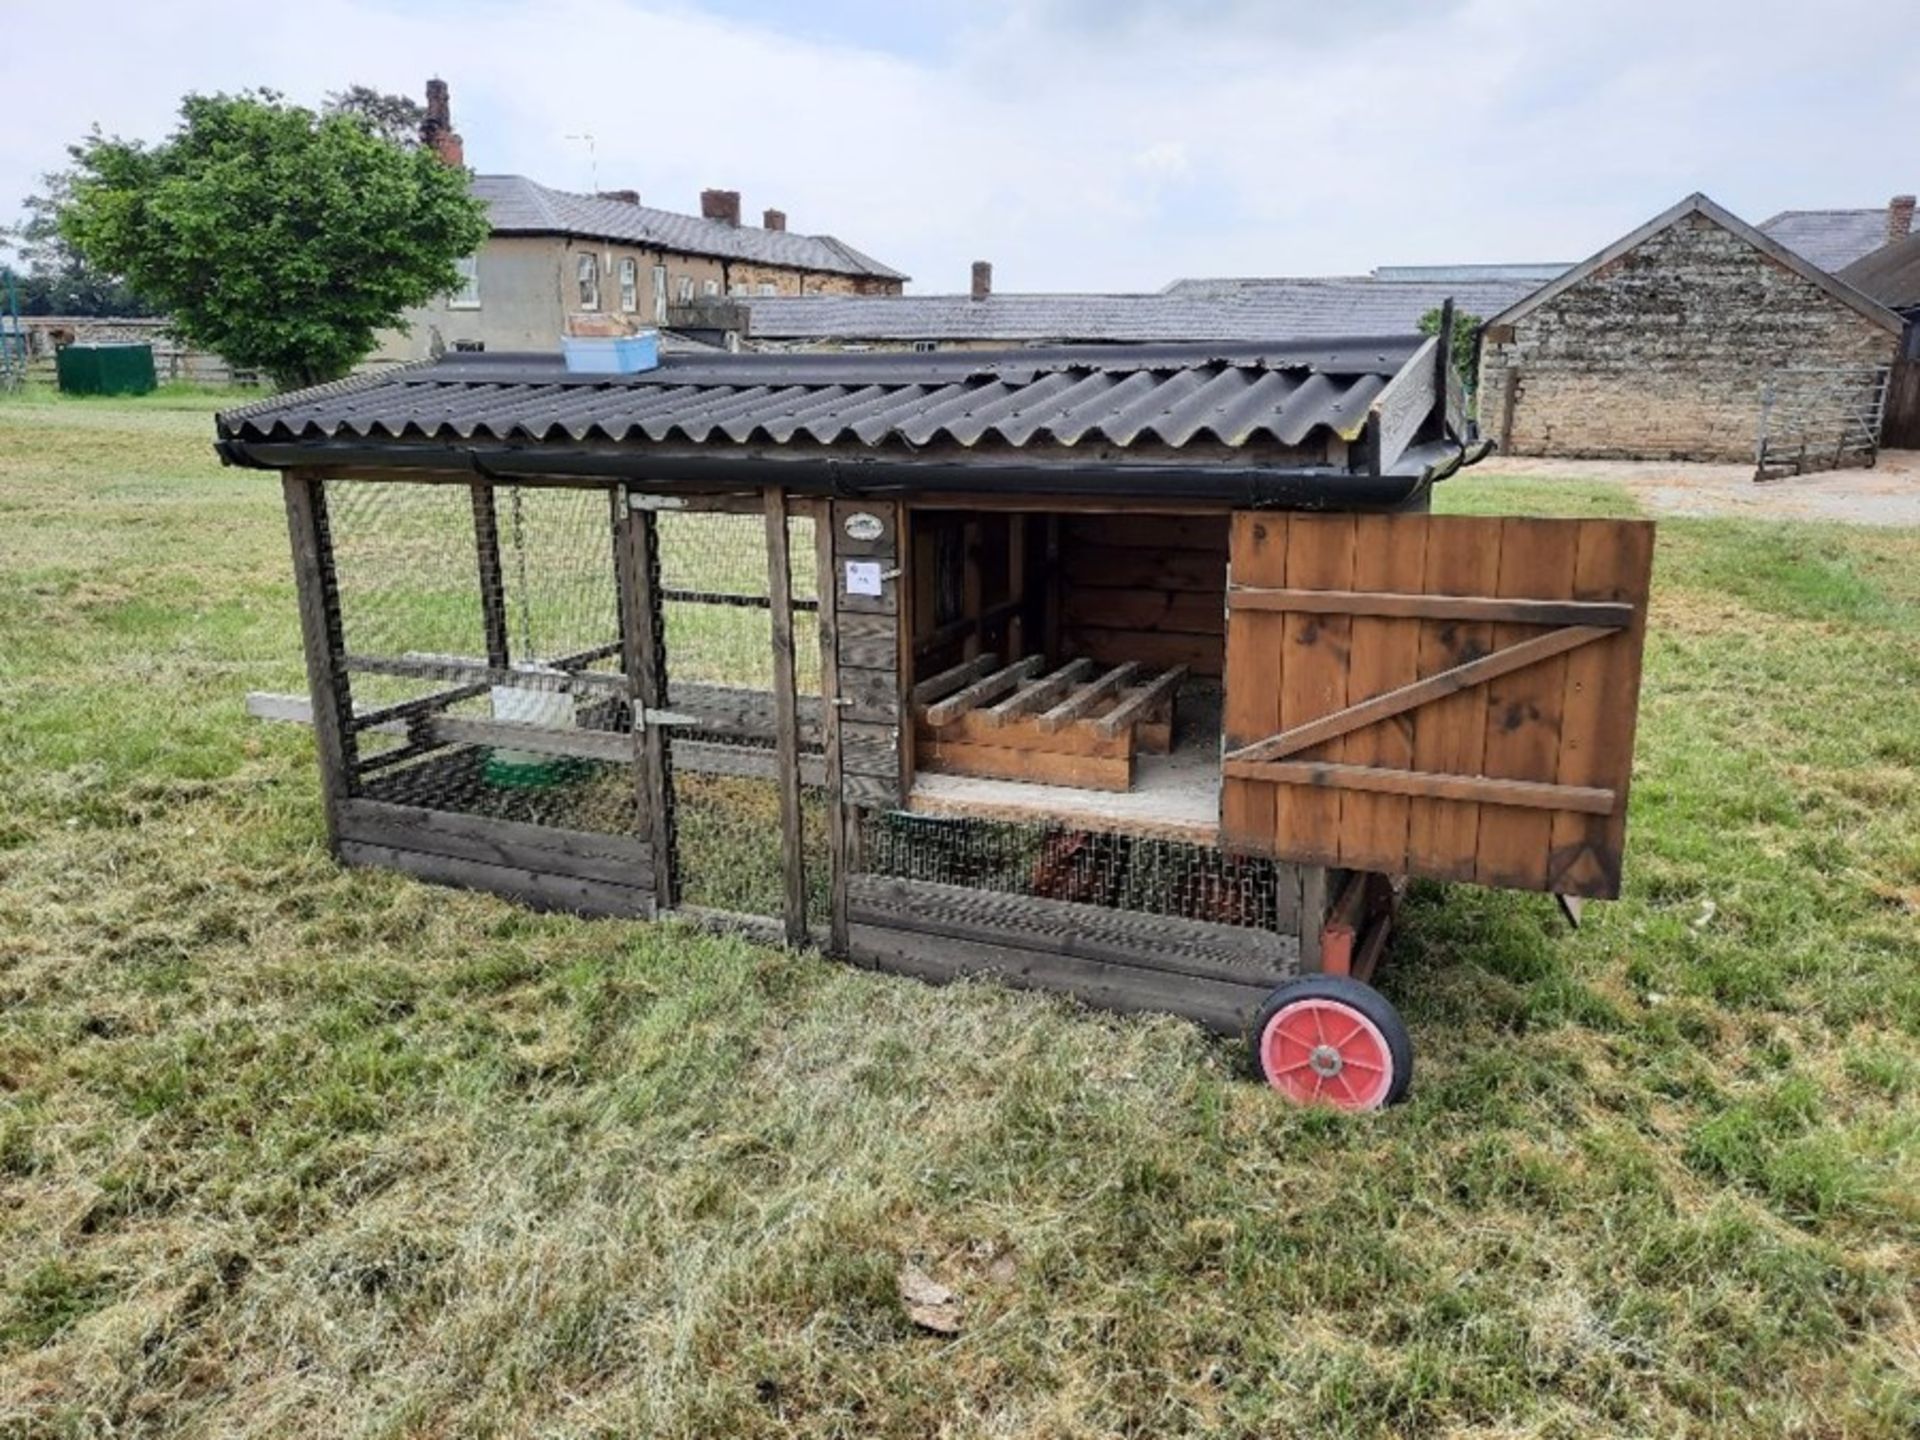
[56,342,157,396]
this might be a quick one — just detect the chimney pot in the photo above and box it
[1888,194,1916,246]
[970,260,992,301]
[701,189,742,227]
[419,77,465,168]
[763,208,786,231]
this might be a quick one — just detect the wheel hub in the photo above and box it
[1308,1044,1344,1078]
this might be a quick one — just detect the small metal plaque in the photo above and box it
[844,560,884,597]
[843,511,885,542]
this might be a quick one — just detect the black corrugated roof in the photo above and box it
[218,339,1423,452]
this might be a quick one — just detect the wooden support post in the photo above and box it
[1006,514,1027,660]
[614,491,677,905]
[813,498,849,953]
[765,486,809,946]
[1297,865,1330,973]
[472,483,511,668]
[282,471,356,851]
[961,518,982,660]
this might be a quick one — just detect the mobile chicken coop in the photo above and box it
[222,331,1654,1109]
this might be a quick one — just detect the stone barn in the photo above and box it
[1477,194,1903,462]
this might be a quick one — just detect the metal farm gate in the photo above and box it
[1754,365,1891,480]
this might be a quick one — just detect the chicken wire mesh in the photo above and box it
[321,478,639,835]
[654,505,830,925]
[855,809,1290,932]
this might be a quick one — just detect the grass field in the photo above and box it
[1,390,1916,1438]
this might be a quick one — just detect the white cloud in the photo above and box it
[1,0,1914,293]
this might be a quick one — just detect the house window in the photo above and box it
[702,278,720,297]
[912,340,938,353]
[653,264,668,322]
[576,253,599,310]
[449,255,480,309]
[619,257,638,312]
[677,275,695,304]
[758,282,777,296]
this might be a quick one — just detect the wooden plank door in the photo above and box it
[1220,513,1654,900]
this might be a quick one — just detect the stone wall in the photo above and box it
[1478,211,1898,462]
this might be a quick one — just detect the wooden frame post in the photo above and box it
[282,470,356,852]
[471,483,512,668]
[613,491,677,904]
[812,498,850,953]
[764,486,809,945]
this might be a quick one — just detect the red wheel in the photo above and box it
[1251,976,1412,1109]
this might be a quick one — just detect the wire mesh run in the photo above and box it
[655,506,829,923]
[322,478,638,836]
[855,809,1290,931]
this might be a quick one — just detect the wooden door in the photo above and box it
[1220,513,1654,900]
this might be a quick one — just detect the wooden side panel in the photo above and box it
[1221,513,1286,856]
[1273,515,1355,865]
[1221,514,1655,900]
[1338,514,1427,872]
[831,500,906,806]
[1474,519,1580,890]
[1548,520,1655,895]
[1406,516,1503,880]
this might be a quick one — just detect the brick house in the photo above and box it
[376,81,906,363]
[1477,194,1904,462]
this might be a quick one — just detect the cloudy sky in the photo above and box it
[3,0,1912,293]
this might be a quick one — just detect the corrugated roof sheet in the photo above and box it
[475,175,908,282]
[219,339,1423,453]
[739,277,1539,344]
[1757,208,1896,274]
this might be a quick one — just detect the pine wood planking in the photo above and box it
[1337,513,1427,872]
[1059,513,1229,552]
[1547,519,1655,898]
[1220,512,1285,857]
[1473,518,1581,889]
[1059,587,1224,635]
[1273,515,1355,866]
[917,738,1133,790]
[1062,544,1226,593]
[1406,515,1503,880]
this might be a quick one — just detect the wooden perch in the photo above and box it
[1035,662,1138,733]
[982,658,1093,726]
[1093,665,1186,740]
[921,656,1046,727]
[910,653,999,705]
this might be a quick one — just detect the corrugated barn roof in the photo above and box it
[218,340,1424,453]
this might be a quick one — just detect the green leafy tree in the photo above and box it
[60,90,488,388]
[323,85,426,148]
[1,170,151,316]
[1418,304,1481,383]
